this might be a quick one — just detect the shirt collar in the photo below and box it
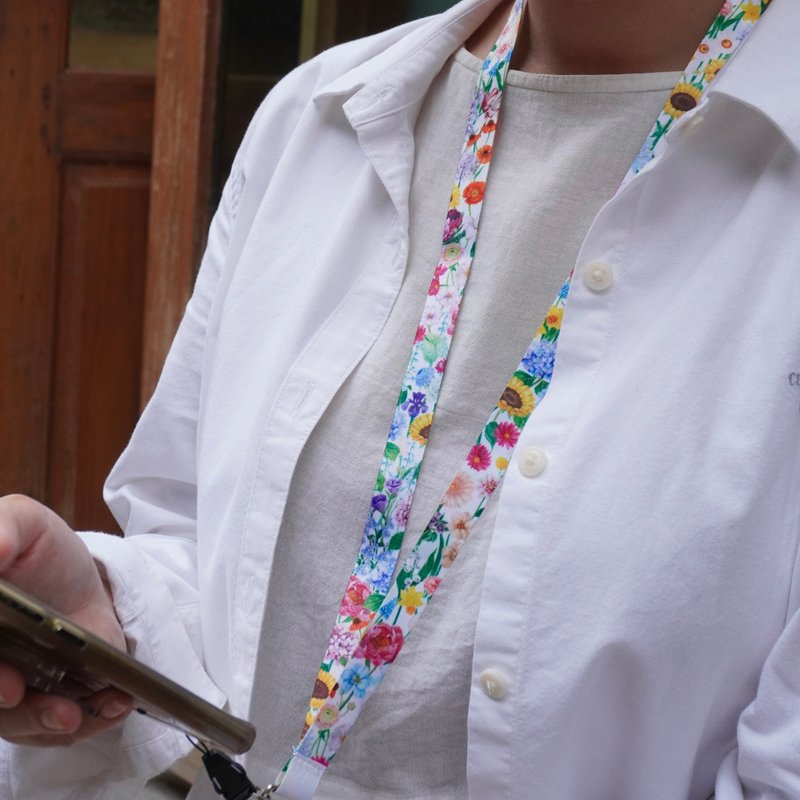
[312,0,500,124]
[312,0,502,227]
[316,0,797,149]
[694,0,798,152]
[310,0,797,221]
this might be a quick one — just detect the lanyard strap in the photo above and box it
[273,2,769,797]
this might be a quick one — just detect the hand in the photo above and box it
[0,494,133,746]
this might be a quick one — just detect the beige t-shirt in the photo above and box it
[235,50,681,800]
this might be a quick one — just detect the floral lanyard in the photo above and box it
[271,1,769,796]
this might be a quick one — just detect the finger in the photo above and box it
[83,687,134,728]
[0,688,132,746]
[0,495,49,576]
[0,664,26,709]
[0,496,113,636]
[0,496,85,603]
[0,692,83,740]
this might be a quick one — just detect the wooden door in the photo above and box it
[0,1,152,532]
[0,0,218,534]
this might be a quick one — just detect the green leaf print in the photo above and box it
[418,550,438,581]
[513,370,534,387]
[421,333,446,365]
[388,532,403,551]
[364,593,384,612]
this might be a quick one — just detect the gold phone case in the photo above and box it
[0,578,255,754]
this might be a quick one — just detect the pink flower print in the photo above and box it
[450,512,473,541]
[495,421,520,448]
[467,444,491,472]
[428,276,440,296]
[480,476,498,496]
[325,625,358,661]
[435,358,446,373]
[339,577,371,619]
[480,87,501,117]
[442,542,461,568]
[394,498,412,526]
[311,756,330,767]
[447,306,459,335]
[423,576,441,595]
[434,262,448,278]
[443,472,474,508]
[423,307,438,326]
[353,623,404,666]
[414,325,426,344]
[443,208,463,242]
[720,0,733,14]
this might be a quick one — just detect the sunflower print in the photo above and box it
[664,82,703,118]
[498,376,536,419]
[628,0,771,177]
[409,413,433,445]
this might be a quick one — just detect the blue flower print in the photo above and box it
[379,598,397,619]
[415,367,435,388]
[340,664,376,699]
[522,340,557,382]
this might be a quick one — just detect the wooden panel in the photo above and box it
[0,2,68,499]
[48,164,149,532]
[59,70,155,162]
[140,0,221,405]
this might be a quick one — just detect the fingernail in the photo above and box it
[40,710,66,731]
[100,700,129,720]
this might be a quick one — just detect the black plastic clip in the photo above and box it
[201,748,261,800]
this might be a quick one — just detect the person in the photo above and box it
[1,0,798,797]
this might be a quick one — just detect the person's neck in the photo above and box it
[466,0,725,74]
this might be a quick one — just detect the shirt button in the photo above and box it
[479,668,509,700]
[583,261,613,292]
[518,446,547,478]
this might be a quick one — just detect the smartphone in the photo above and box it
[0,578,255,754]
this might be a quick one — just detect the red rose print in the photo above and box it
[353,623,404,666]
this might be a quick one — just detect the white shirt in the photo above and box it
[3,1,799,798]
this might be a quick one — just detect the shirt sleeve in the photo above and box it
[0,149,239,800]
[0,55,324,800]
